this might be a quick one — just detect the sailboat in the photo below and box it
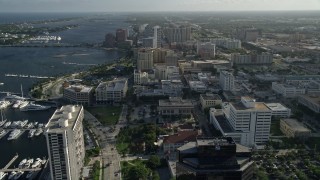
[0,109,7,127]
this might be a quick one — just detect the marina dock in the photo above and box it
[0,168,41,172]
[2,154,18,170]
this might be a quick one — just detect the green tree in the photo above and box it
[152,171,160,180]
[147,155,161,169]
[127,164,148,180]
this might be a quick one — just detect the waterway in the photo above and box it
[0,12,129,168]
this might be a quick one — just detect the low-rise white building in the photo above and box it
[272,82,305,97]
[200,93,222,110]
[265,103,291,118]
[280,118,311,138]
[95,78,128,104]
[189,81,207,93]
[63,85,93,105]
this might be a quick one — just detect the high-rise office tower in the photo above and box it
[45,105,85,180]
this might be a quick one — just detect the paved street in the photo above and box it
[84,105,127,180]
[193,105,213,137]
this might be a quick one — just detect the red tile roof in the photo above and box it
[163,131,199,144]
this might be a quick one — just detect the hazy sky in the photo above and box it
[0,0,320,12]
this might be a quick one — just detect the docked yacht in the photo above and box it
[28,129,36,138]
[25,122,34,129]
[0,109,7,127]
[19,101,29,109]
[19,120,28,128]
[26,171,34,179]
[18,159,27,168]
[38,123,44,128]
[0,172,7,180]
[3,121,12,128]
[0,130,7,138]
[24,158,34,168]
[12,100,23,109]
[13,171,24,180]
[0,119,6,127]
[20,102,50,112]
[35,128,43,136]
[0,101,11,109]
[31,158,42,168]
[7,129,22,140]
[11,121,21,128]
[8,171,17,180]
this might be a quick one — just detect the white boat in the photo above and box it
[34,122,38,127]
[3,121,12,128]
[20,102,50,112]
[26,171,34,179]
[35,128,43,136]
[3,94,25,101]
[18,159,27,168]
[0,100,11,109]
[41,158,47,165]
[20,120,28,128]
[0,109,7,127]
[28,129,36,138]
[8,171,17,180]
[19,101,29,109]
[0,82,4,86]
[11,121,21,128]
[0,172,7,180]
[13,171,23,180]
[38,123,44,128]
[7,129,22,140]
[31,158,42,168]
[24,158,34,168]
[25,122,34,129]
[0,130,7,138]
[12,100,23,108]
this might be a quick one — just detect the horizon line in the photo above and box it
[1,9,320,13]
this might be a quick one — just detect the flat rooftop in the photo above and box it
[300,94,320,105]
[231,102,270,111]
[46,105,83,133]
[200,94,222,101]
[265,103,289,111]
[196,137,235,146]
[281,118,311,132]
[65,85,92,93]
[159,97,193,107]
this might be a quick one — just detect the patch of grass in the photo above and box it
[116,142,130,154]
[92,160,100,180]
[87,106,122,125]
[270,120,284,136]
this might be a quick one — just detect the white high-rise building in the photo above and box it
[219,71,235,91]
[210,97,272,149]
[45,105,85,180]
[229,97,272,146]
[153,26,162,48]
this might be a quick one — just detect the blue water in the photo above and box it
[0,13,128,168]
